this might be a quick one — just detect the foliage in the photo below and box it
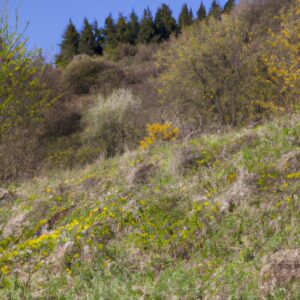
[138,8,156,44]
[197,1,207,21]
[82,89,141,156]
[263,1,300,113]
[103,14,118,49]
[116,14,128,44]
[208,0,222,19]
[139,123,180,150]
[62,55,124,94]
[55,19,79,67]
[79,18,97,56]
[127,11,140,44]
[223,0,235,14]
[178,4,194,30]
[154,4,178,42]
[0,15,54,136]
[157,15,273,128]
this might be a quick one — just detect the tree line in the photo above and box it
[56,0,235,66]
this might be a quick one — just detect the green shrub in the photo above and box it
[82,89,141,156]
[0,15,55,136]
[63,55,124,95]
[155,3,296,129]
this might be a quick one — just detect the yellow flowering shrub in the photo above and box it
[139,123,180,150]
[263,1,300,112]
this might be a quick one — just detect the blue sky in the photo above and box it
[6,0,227,61]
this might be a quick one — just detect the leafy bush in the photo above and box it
[82,89,141,156]
[0,16,54,136]
[63,55,125,95]
[0,14,59,181]
[262,1,300,113]
[156,1,299,130]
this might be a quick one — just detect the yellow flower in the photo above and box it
[139,123,180,150]
[285,197,292,204]
[1,265,9,274]
[287,172,300,179]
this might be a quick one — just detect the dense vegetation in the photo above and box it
[55,1,235,65]
[0,0,299,298]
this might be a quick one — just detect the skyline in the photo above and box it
[6,0,228,61]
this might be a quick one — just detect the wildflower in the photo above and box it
[1,265,9,274]
[287,172,300,179]
[139,123,180,150]
[285,197,292,204]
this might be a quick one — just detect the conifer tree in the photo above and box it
[127,10,140,44]
[197,1,207,21]
[103,14,117,46]
[208,0,222,20]
[79,18,96,55]
[154,4,178,42]
[116,14,129,43]
[138,8,155,44]
[55,19,79,66]
[223,0,235,14]
[179,4,194,29]
[92,20,103,55]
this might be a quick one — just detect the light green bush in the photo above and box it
[82,89,141,156]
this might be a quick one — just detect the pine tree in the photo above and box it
[138,7,155,44]
[103,14,117,46]
[178,4,194,29]
[223,0,235,14]
[79,18,96,55]
[208,0,222,20]
[116,14,129,43]
[127,10,140,44]
[55,19,79,66]
[92,20,103,55]
[197,1,207,21]
[154,4,178,42]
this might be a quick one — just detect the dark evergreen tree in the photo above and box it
[103,14,117,46]
[208,0,222,20]
[116,14,129,43]
[197,1,207,21]
[223,0,235,14]
[92,20,104,55]
[178,4,194,29]
[79,18,96,55]
[138,7,155,44]
[127,10,140,44]
[154,4,178,42]
[55,19,79,66]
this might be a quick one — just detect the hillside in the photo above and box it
[0,115,299,299]
[1,0,299,298]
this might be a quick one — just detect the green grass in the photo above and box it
[0,115,299,299]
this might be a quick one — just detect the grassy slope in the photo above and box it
[0,115,299,299]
